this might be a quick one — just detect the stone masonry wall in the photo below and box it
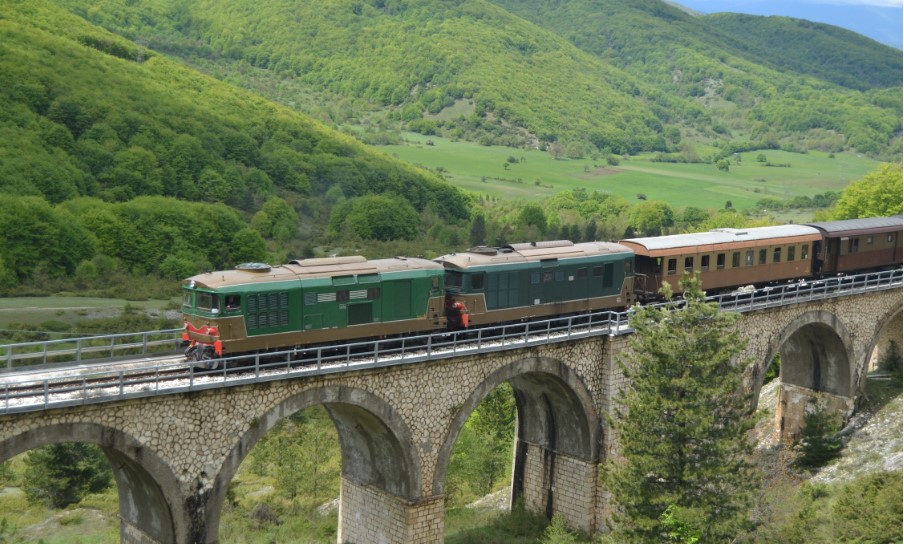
[519,442,598,533]
[338,478,443,544]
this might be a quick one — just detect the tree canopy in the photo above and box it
[606,273,759,543]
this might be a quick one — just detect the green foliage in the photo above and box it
[329,194,420,241]
[795,407,843,468]
[23,443,112,509]
[830,163,903,219]
[627,200,674,236]
[749,472,903,543]
[446,384,516,507]
[539,513,578,544]
[606,272,758,543]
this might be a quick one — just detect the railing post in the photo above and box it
[142,332,149,355]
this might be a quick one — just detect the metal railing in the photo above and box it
[0,268,900,415]
[1,329,185,372]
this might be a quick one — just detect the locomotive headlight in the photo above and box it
[189,280,196,289]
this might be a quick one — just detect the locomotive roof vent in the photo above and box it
[467,246,499,256]
[507,240,574,251]
[292,256,368,267]
[235,262,272,272]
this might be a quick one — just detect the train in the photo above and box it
[181,216,902,362]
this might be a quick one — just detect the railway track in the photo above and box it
[1,268,900,415]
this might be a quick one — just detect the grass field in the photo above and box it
[0,297,178,332]
[380,134,881,210]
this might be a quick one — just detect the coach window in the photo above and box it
[887,234,895,243]
[732,252,740,268]
[773,247,781,263]
[716,253,726,270]
[655,257,662,273]
[667,258,677,275]
[701,255,710,271]
[849,238,859,253]
[759,249,767,265]
[684,256,694,272]
[866,236,874,245]
[802,244,809,260]
[745,250,753,266]
[787,246,796,261]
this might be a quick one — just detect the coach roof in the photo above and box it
[620,224,820,253]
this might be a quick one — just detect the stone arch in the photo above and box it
[432,356,600,496]
[0,422,182,544]
[862,303,903,381]
[755,310,854,401]
[208,386,420,537]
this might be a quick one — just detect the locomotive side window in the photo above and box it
[745,250,753,266]
[182,291,193,308]
[667,259,677,275]
[445,271,463,289]
[470,273,485,290]
[732,252,740,268]
[716,254,726,270]
[603,263,614,288]
[787,246,796,261]
[701,255,710,271]
[759,249,767,265]
[773,247,781,263]
[684,257,693,272]
[624,260,633,274]
[577,267,588,279]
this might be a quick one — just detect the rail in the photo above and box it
[0,268,900,415]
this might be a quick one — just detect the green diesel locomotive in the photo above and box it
[181,256,445,361]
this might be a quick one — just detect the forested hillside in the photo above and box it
[488,0,902,158]
[0,0,468,292]
[701,13,903,90]
[55,0,902,160]
[54,0,693,154]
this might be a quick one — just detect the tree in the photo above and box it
[469,214,488,247]
[830,163,903,219]
[795,407,843,468]
[23,443,112,508]
[518,204,548,234]
[606,272,758,543]
[539,513,578,544]
[627,200,674,236]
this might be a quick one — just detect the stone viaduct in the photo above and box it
[0,288,900,543]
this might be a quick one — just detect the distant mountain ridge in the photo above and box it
[674,0,903,49]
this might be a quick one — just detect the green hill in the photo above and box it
[54,0,703,154]
[487,0,902,158]
[702,13,903,91]
[0,0,468,213]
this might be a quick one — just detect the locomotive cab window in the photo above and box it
[182,290,193,308]
[196,292,219,312]
[624,260,633,274]
[431,276,441,293]
[225,295,240,311]
[445,271,463,290]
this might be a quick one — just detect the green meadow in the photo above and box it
[381,134,880,210]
